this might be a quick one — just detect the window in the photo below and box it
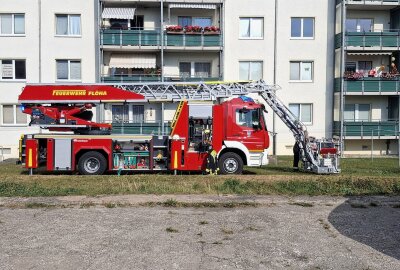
[239,61,263,81]
[56,14,81,36]
[345,62,356,72]
[112,105,129,123]
[132,105,144,123]
[56,60,81,81]
[239,17,263,38]
[236,109,260,129]
[345,19,373,32]
[178,17,211,27]
[179,62,212,78]
[291,18,314,38]
[1,105,27,125]
[358,61,372,71]
[289,104,313,124]
[344,104,370,121]
[290,61,313,81]
[0,59,26,80]
[0,14,25,35]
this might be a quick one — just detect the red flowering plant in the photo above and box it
[185,25,202,33]
[166,25,183,32]
[204,26,220,33]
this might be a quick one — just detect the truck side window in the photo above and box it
[236,109,259,129]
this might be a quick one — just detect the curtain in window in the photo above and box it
[239,62,250,80]
[1,15,12,34]
[344,104,355,121]
[1,60,13,79]
[301,62,312,81]
[132,105,144,123]
[14,15,25,34]
[69,15,81,35]
[358,104,370,121]
[179,62,191,78]
[289,104,300,119]
[2,105,14,124]
[251,18,263,38]
[16,105,26,124]
[56,15,68,35]
[70,61,81,80]
[300,104,312,123]
[290,62,300,80]
[239,19,250,37]
[194,63,210,77]
[112,105,129,123]
[57,60,68,80]
[250,62,262,80]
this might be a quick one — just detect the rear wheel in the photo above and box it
[218,152,243,175]
[78,151,107,175]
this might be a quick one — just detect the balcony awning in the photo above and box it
[102,8,136,20]
[109,54,156,69]
[169,3,217,9]
[348,52,392,56]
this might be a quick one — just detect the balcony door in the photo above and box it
[344,104,371,121]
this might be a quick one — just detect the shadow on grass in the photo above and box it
[328,197,400,260]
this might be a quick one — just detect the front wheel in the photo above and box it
[218,152,244,175]
[78,151,107,175]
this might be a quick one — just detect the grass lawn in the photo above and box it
[0,157,399,197]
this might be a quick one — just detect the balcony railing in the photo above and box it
[334,121,399,137]
[112,121,171,136]
[336,0,400,4]
[101,75,221,83]
[101,28,222,47]
[336,31,400,48]
[335,77,400,94]
[102,74,162,83]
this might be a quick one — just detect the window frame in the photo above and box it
[0,104,28,126]
[289,61,314,82]
[239,17,264,40]
[178,61,212,78]
[344,103,371,122]
[56,59,82,82]
[290,17,315,40]
[0,13,25,36]
[55,14,82,37]
[345,18,374,32]
[0,59,26,81]
[239,61,263,81]
[289,103,313,125]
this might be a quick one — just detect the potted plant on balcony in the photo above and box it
[185,25,202,34]
[344,71,363,81]
[203,26,220,35]
[166,25,184,34]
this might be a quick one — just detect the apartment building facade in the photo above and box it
[0,0,337,159]
[335,0,400,156]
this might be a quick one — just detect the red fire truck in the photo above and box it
[18,81,340,175]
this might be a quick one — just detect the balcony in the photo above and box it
[112,121,171,136]
[336,31,400,49]
[335,77,400,94]
[334,121,399,137]
[101,29,222,49]
[336,0,400,6]
[101,74,221,83]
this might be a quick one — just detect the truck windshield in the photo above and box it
[236,109,260,129]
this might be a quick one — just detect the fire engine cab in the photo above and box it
[18,81,340,175]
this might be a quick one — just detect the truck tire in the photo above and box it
[78,151,107,175]
[218,152,243,175]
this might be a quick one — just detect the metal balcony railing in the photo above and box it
[111,120,171,136]
[339,31,400,48]
[101,28,222,47]
[334,121,400,137]
[335,77,400,94]
[102,74,162,83]
[336,0,400,4]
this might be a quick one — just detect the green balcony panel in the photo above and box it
[363,80,380,92]
[166,34,184,46]
[342,121,399,137]
[102,76,161,83]
[382,32,398,47]
[185,35,202,46]
[344,122,362,136]
[345,81,363,92]
[381,81,397,92]
[102,30,121,45]
[380,122,398,136]
[204,35,221,46]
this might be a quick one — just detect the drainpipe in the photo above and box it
[38,0,42,83]
[272,0,278,156]
[161,0,164,82]
[340,1,346,156]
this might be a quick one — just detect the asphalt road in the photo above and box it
[0,195,399,270]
